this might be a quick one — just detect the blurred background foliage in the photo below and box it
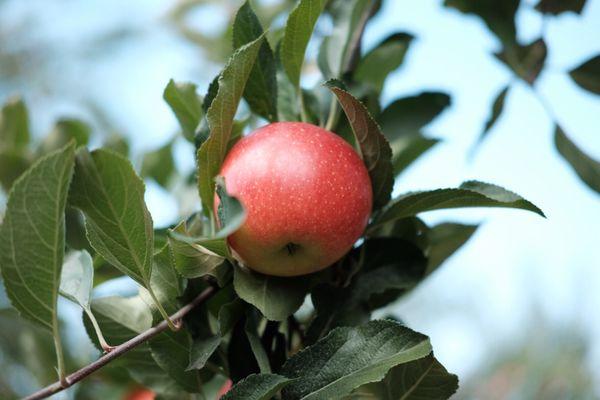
[0,0,599,398]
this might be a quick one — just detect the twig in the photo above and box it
[24,286,216,400]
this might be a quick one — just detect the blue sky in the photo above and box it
[1,0,600,395]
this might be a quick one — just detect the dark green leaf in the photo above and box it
[354,33,414,93]
[245,315,271,374]
[233,1,278,121]
[59,250,94,308]
[326,82,394,209]
[554,125,600,194]
[308,239,426,342]
[276,60,300,121]
[569,54,600,95]
[349,355,458,400]
[163,79,203,141]
[187,335,221,371]
[0,150,29,191]
[0,143,75,330]
[39,118,91,155]
[374,181,545,228]
[282,320,432,400]
[141,139,176,187]
[535,0,586,15]
[148,245,184,314]
[215,176,247,238]
[392,136,440,176]
[168,222,225,279]
[228,316,261,381]
[318,0,374,79]
[495,38,547,85]
[222,373,291,400]
[477,85,509,146]
[280,0,328,87]
[444,0,519,45]
[69,148,154,287]
[0,97,29,152]
[150,327,202,392]
[197,35,265,215]
[233,266,311,321]
[379,92,451,141]
[427,223,478,275]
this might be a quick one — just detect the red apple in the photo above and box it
[124,387,155,400]
[217,121,372,277]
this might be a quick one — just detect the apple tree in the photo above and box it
[1,0,598,399]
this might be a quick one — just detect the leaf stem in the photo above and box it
[147,286,178,331]
[84,307,114,352]
[299,89,309,123]
[52,313,67,387]
[325,95,339,131]
[23,286,216,400]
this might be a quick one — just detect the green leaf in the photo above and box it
[233,266,311,321]
[0,143,75,330]
[379,92,451,142]
[141,139,176,187]
[444,0,519,45]
[308,239,426,342]
[233,1,278,121]
[0,96,30,152]
[282,320,432,400]
[39,118,91,155]
[427,222,478,275]
[150,328,202,392]
[197,35,265,216]
[535,0,586,15]
[169,222,226,279]
[326,82,394,210]
[187,335,221,371]
[148,245,184,314]
[569,54,600,95]
[222,373,292,400]
[349,355,458,400]
[373,181,545,228]
[354,33,414,93]
[495,38,547,85]
[392,136,440,176]
[0,150,30,191]
[280,0,328,88]
[69,148,154,287]
[318,0,374,79]
[554,125,600,194]
[163,79,204,141]
[83,296,185,396]
[215,176,247,238]
[59,250,94,308]
[245,314,272,374]
[476,85,509,146]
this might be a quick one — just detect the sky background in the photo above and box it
[1,0,599,397]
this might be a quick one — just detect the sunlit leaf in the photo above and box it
[0,96,29,152]
[70,148,154,287]
[554,125,600,194]
[0,143,75,331]
[163,79,203,142]
[197,35,265,216]
[373,181,545,228]
[280,0,328,88]
[141,139,176,187]
[39,118,91,155]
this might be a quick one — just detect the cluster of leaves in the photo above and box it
[0,0,571,399]
[446,0,600,194]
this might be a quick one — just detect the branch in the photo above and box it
[24,286,216,400]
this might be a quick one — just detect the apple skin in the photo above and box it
[217,121,372,277]
[216,379,233,398]
[124,388,155,400]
